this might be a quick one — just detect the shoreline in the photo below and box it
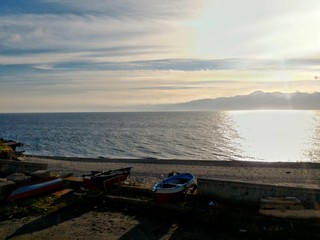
[23,155,320,189]
[24,154,320,169]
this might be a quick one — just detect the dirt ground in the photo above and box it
[0,194,224,240]
[2,193,320,240]
[0,210,215,240]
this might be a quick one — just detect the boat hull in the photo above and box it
[153,173,196,203]
[9,178,63,201]
[83,167,132,190]
[155,190,186,203]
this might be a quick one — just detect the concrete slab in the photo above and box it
[0,159,47,177]
[0,180,16,202]
[31,170,51,180]
[197,178,320,206]
[6,172,32,185]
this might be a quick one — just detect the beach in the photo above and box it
[1,156,320,239]
[25,155,320,189]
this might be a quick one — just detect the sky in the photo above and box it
[1,0,320,112]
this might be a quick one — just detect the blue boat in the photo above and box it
[9,178,63,201]
[152,172,196,203]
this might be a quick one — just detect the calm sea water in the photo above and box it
[0,111,320,162]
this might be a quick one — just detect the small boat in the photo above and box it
[82,167,132,190]
[152,172,196,203]
[259,197,320,218]
[9,178,63,201]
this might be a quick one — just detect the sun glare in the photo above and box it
[230,110,315,162]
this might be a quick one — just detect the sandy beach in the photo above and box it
[25,155,320,189]
[1,156,320,239]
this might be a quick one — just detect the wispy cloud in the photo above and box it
[1,0,320,112]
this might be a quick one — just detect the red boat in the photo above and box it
[82,167,132,190]
[8,178,63,201]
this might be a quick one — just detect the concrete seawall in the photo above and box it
[0,159,47,177]
[197,178,320,206]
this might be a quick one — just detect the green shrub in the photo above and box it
[0,144,16,159]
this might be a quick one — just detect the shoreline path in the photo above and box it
[25,155,320,189]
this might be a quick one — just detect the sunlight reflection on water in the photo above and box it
[1,111,320,162]
[229,110,320,162]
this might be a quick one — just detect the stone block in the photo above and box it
[6,172,32,185]
[0,179,16,202]
[0,159,47,177]
[31,170,51,180]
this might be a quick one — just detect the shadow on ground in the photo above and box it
[5,196,99,240]
[4,194,320,240]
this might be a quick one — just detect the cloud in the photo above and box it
[190,0,320,59]
[41,0,206,20]
[1,0,320,112]
[0,14,192,65]
[0,0,206,56]
[2,54,320,73]
[1,0,320,69]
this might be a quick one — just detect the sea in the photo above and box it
[0,111,320,163]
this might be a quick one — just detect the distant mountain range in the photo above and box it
[145,91,320,111]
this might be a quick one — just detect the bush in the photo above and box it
[0,144,16,160]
